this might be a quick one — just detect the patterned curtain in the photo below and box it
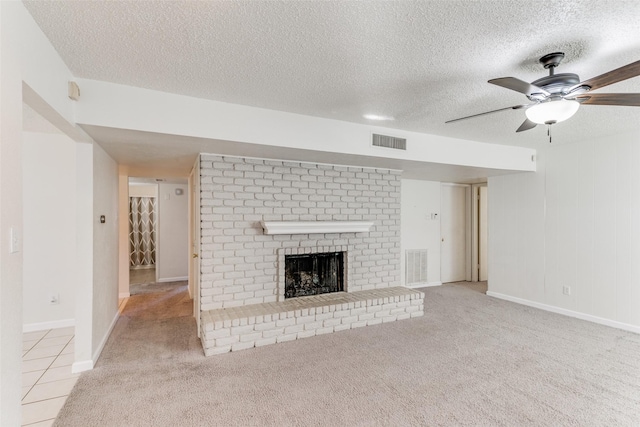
[129,197,157,267]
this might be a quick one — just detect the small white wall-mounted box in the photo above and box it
[9,227,20,253]
[68,81,80,101]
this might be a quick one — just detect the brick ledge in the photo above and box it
[201,286,424,356]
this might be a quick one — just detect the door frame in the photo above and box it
[471,183,488,282]
[440,183,473,283]
[188,157,201,336]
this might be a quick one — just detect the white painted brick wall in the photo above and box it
[199,155,401,313]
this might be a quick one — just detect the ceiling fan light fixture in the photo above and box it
[525,99,580,125]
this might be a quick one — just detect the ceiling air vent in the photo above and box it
[372,133,406,150]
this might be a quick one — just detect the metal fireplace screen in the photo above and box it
[284,252,344,299]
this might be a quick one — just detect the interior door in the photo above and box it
[479,186,488,281]
[441,184,467,283]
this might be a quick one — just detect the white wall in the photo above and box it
[117,168,129,298]
[129,183,158,198]
[157,182,188,282]
[73,142,94,373]
[488,130,640,332]
[22,132,76,329]
[401,179,441,287]
[1,1,80,421]
[91,144,119,358]
[1,4,25,424]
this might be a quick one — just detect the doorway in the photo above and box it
[471,183,489,282]
[440,183,470,283]
[478,185,488,281]
[126,178,190,297]
[128,179,159,293]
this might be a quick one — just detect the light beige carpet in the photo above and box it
[129,279,187,296]
[123,284,193,320]
[54,284,640,426]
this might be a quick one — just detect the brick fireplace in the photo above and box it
[198,155,423,355]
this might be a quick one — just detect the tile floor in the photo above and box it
[21,300,130,425]
[21,326,76,426]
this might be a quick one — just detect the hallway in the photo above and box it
[121,282,193,321]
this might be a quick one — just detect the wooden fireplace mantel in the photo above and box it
[260,221,374,235]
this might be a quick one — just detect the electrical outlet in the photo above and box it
[562,286,571,296]
[50,293,60,305]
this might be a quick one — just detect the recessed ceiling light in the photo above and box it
[363,114,395,121]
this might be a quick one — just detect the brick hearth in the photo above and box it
[201,287,424,355]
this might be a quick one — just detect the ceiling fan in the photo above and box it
[446,52,640,133]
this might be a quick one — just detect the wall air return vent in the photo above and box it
[372,133,406,150]
[406,249,428,285]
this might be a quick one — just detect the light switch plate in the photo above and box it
[10,227,20,253]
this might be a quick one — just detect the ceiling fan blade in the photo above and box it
[570,93,640,106]
[516,119,537,133]
[569,59,640,92]
[488,77,550,97]
[445,104,528,124]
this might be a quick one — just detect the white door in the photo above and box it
[441,184,467,283]
[479,186,488,281]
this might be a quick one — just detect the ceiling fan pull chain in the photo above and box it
[547,125,552,143]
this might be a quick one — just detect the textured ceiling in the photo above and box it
[23,1,640,165]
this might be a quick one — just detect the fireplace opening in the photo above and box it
[284,252,344,299]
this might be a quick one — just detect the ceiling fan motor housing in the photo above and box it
[529,73,581,100]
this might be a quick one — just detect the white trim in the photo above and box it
[465,185,472,282]
[157,276,188,283]
[71,359,93,374]
[487,291,640,334]
[119,292,130,298]
[72,310,120,374]
[470,182,489,283]
[261,221,374,235]
[92,310,120,364]
[471,184,480,282]
[23,318,75,333]
[440,183,472,283]
[406,281,442,289]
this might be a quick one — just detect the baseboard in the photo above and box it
[406,281,442,289]
[92,309,120,364]
[119,292,130,298]
[23,318,75,333]
[72,309,120,374]
[71,359,93,374]
[157,276,188,283]
[487,291,640,334]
